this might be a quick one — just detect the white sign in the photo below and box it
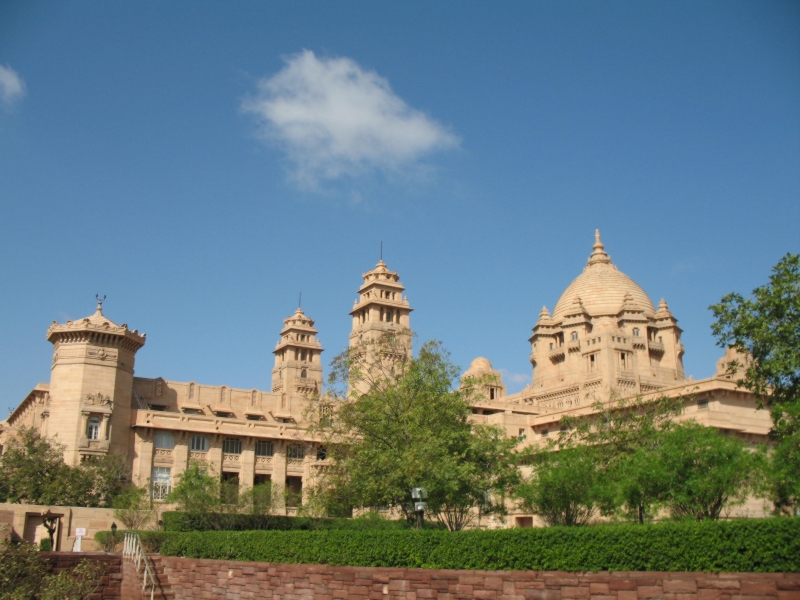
[75,528,87,537]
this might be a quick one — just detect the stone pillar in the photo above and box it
[208,436,223,479]
[172,437,189,480]
[135,431,154,485]
[272,441,287,513]
[240,439,255,491]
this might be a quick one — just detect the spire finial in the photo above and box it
[380,241,383,261]
[95,294,106,314]
[299,292,302,309]
[587,229,612,266]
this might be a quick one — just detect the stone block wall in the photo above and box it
[41,552,121,600]
[152,556,800,600]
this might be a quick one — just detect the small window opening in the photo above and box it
[300,369,307,378]
[633,328,640,337]
[571,331,579,341]
[87,417,101,440]
[489,388,495,400]
[256,440,274,456]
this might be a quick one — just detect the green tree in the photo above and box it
[306,336,518,530]
[0,427,126,507]
[556,394,685,523]
[710,252,800,514]
[655,422,764,520]
[112,484,156,530]
[513,444,607,526]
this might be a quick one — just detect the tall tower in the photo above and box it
[46,298,146,465]
[272,307,324,397]
[349,259,413,357]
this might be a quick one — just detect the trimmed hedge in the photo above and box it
[95,530,178,553]
[158,518,800,572]
[161,512,440,532]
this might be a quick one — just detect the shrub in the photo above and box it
[160,511,433,532]
[158,518,800,572]
[94,530,177,553]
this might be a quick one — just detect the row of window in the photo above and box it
[150,467,305,504]
[154,432,311,459]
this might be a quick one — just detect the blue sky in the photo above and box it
[1,1,798,415]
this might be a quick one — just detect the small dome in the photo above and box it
[465,357,495,374]
[552,230,655,322]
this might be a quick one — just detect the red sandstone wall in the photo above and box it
[152,556,800,600]
[41,552,121,600]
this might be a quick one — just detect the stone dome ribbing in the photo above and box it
[551,231,655,322]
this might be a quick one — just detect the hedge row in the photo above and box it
[158,518,800,572]
[161,512,442,532]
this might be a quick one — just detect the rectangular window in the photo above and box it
[518,428,526,440]
[287,444,305,459]
[697,399,709,410]
[223,438,242,455]
[190,435,209,452]
[153,431,175,449]
[151,467,171,500]
[256,440,274,457]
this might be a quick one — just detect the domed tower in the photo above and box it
[528,231,685,409]
[463,357,507,401]
[46,298,146,465]
[272,307,324,397]
[349,259,413,357]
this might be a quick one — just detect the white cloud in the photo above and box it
[0,65,25,107]
[242,50,459,188]
[499,368,531,390]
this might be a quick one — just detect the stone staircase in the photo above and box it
[121,555,173,600]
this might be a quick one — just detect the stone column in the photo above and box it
[172,437,189,479]
[208,436,223,479]
[240,439,255,491]
[272,441,287,513]
[134,430,154,485]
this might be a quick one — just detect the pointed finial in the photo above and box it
[539,306,551,320]
[95,294,106,314]
[299,292,302,309]
[587,229,612,266]
[380,241,383,261]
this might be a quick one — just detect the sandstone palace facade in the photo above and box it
[0,232,771,524]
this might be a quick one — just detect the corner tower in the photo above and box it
[272,307,324,396]
[46,298,146,465]
[349,259,413,358]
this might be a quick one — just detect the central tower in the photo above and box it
[349,259,413,358]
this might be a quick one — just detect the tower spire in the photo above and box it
[587,229,612,266]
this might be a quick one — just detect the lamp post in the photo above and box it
[110,522,117,552]
[410,487,427,530]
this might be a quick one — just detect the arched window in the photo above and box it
[154,431,175,449]
[87,417,101,440]
[190,435,209,452]
[300,369,307,378]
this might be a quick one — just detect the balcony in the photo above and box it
[549,345,565,362]
[649,341,665,354]
[79,438,109,452]
[567,339,581,352]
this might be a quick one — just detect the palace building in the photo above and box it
[0,232,771,522]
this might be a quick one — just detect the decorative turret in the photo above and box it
[349,259,413,358]
[46,297,145,465]
[272,307,323,396]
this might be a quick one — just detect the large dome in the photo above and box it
[551,231,655,322]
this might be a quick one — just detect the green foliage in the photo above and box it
[307,337,518,530]
[655,422,765,520]
[0,540,105,599]
[0,540,49,600]
[166,461,282,531]
[95,529,173,553]
[112,484,156,530]
[710,252,800,515]
[556,394,685,523]
[38,538,52,551]
[158,518,800,572]
[514,445,609,526]
[0,427,127,507]
[161,510,438,532]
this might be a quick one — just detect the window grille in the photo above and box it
[223,438,242,454]
[287,444,305,459]
[190,435,209,452]
[154,431,175,449]
[151,467,171,500]
[255,440,274,457]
